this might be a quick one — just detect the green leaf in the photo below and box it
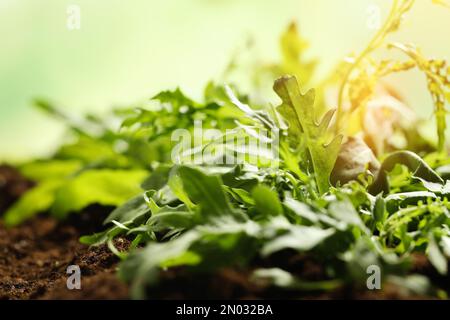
[385,191,437,212]
[262,225,334,256]
[51,169,147,219]
[442,236,450,257]
[119,231,201,298]
[176,166,244,220]
[160,251,202,269]
[152,88,198,110]
[121,217,260,298]
[251,185,283,216]
[140,165,172,190]
[79,231,109,246]
[428,233,448,274]
[328,200,366,231]
[79,225,130,246]
[20,160,82,181]
[251,268,341,291]
[225,86,276,129]
[3,180,63,227]
[274,75,343,194]
[104,194,149,224]
[283,197,321,223]
[370,151,443,195]
[56,136,128,165]
[279,23,317,86]
[147,209,196,231]
[373,194,386,227]
[225,187,255,206]
[168,172,195,209]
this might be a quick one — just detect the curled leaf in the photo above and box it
[369,151,443,195]
[331,137,380,186]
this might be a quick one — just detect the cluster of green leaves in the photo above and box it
[79,81,450,299]
[4,87,239,226]
[4,0,450,300]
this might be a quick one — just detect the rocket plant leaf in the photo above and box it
[274,75,343,194]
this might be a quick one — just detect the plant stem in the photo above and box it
[334,0,400,134]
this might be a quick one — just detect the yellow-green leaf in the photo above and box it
[274,75,343,194]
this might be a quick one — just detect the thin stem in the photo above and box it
[388,42,447,153]
[334,0,400,134]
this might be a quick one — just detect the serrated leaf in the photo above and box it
[274,75,343,194]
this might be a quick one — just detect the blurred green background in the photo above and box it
[0,0,449,161]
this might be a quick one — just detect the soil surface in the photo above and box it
[0,210,129,300]
[0,164,445,300]
[0,165,128,300]
[0,165,34,213]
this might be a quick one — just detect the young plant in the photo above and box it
[274,76,342,194]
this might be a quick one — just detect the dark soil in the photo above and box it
[0,165,34,213]
[0,164,128,300]
[0,164,444,300]
[0,211,129,300]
